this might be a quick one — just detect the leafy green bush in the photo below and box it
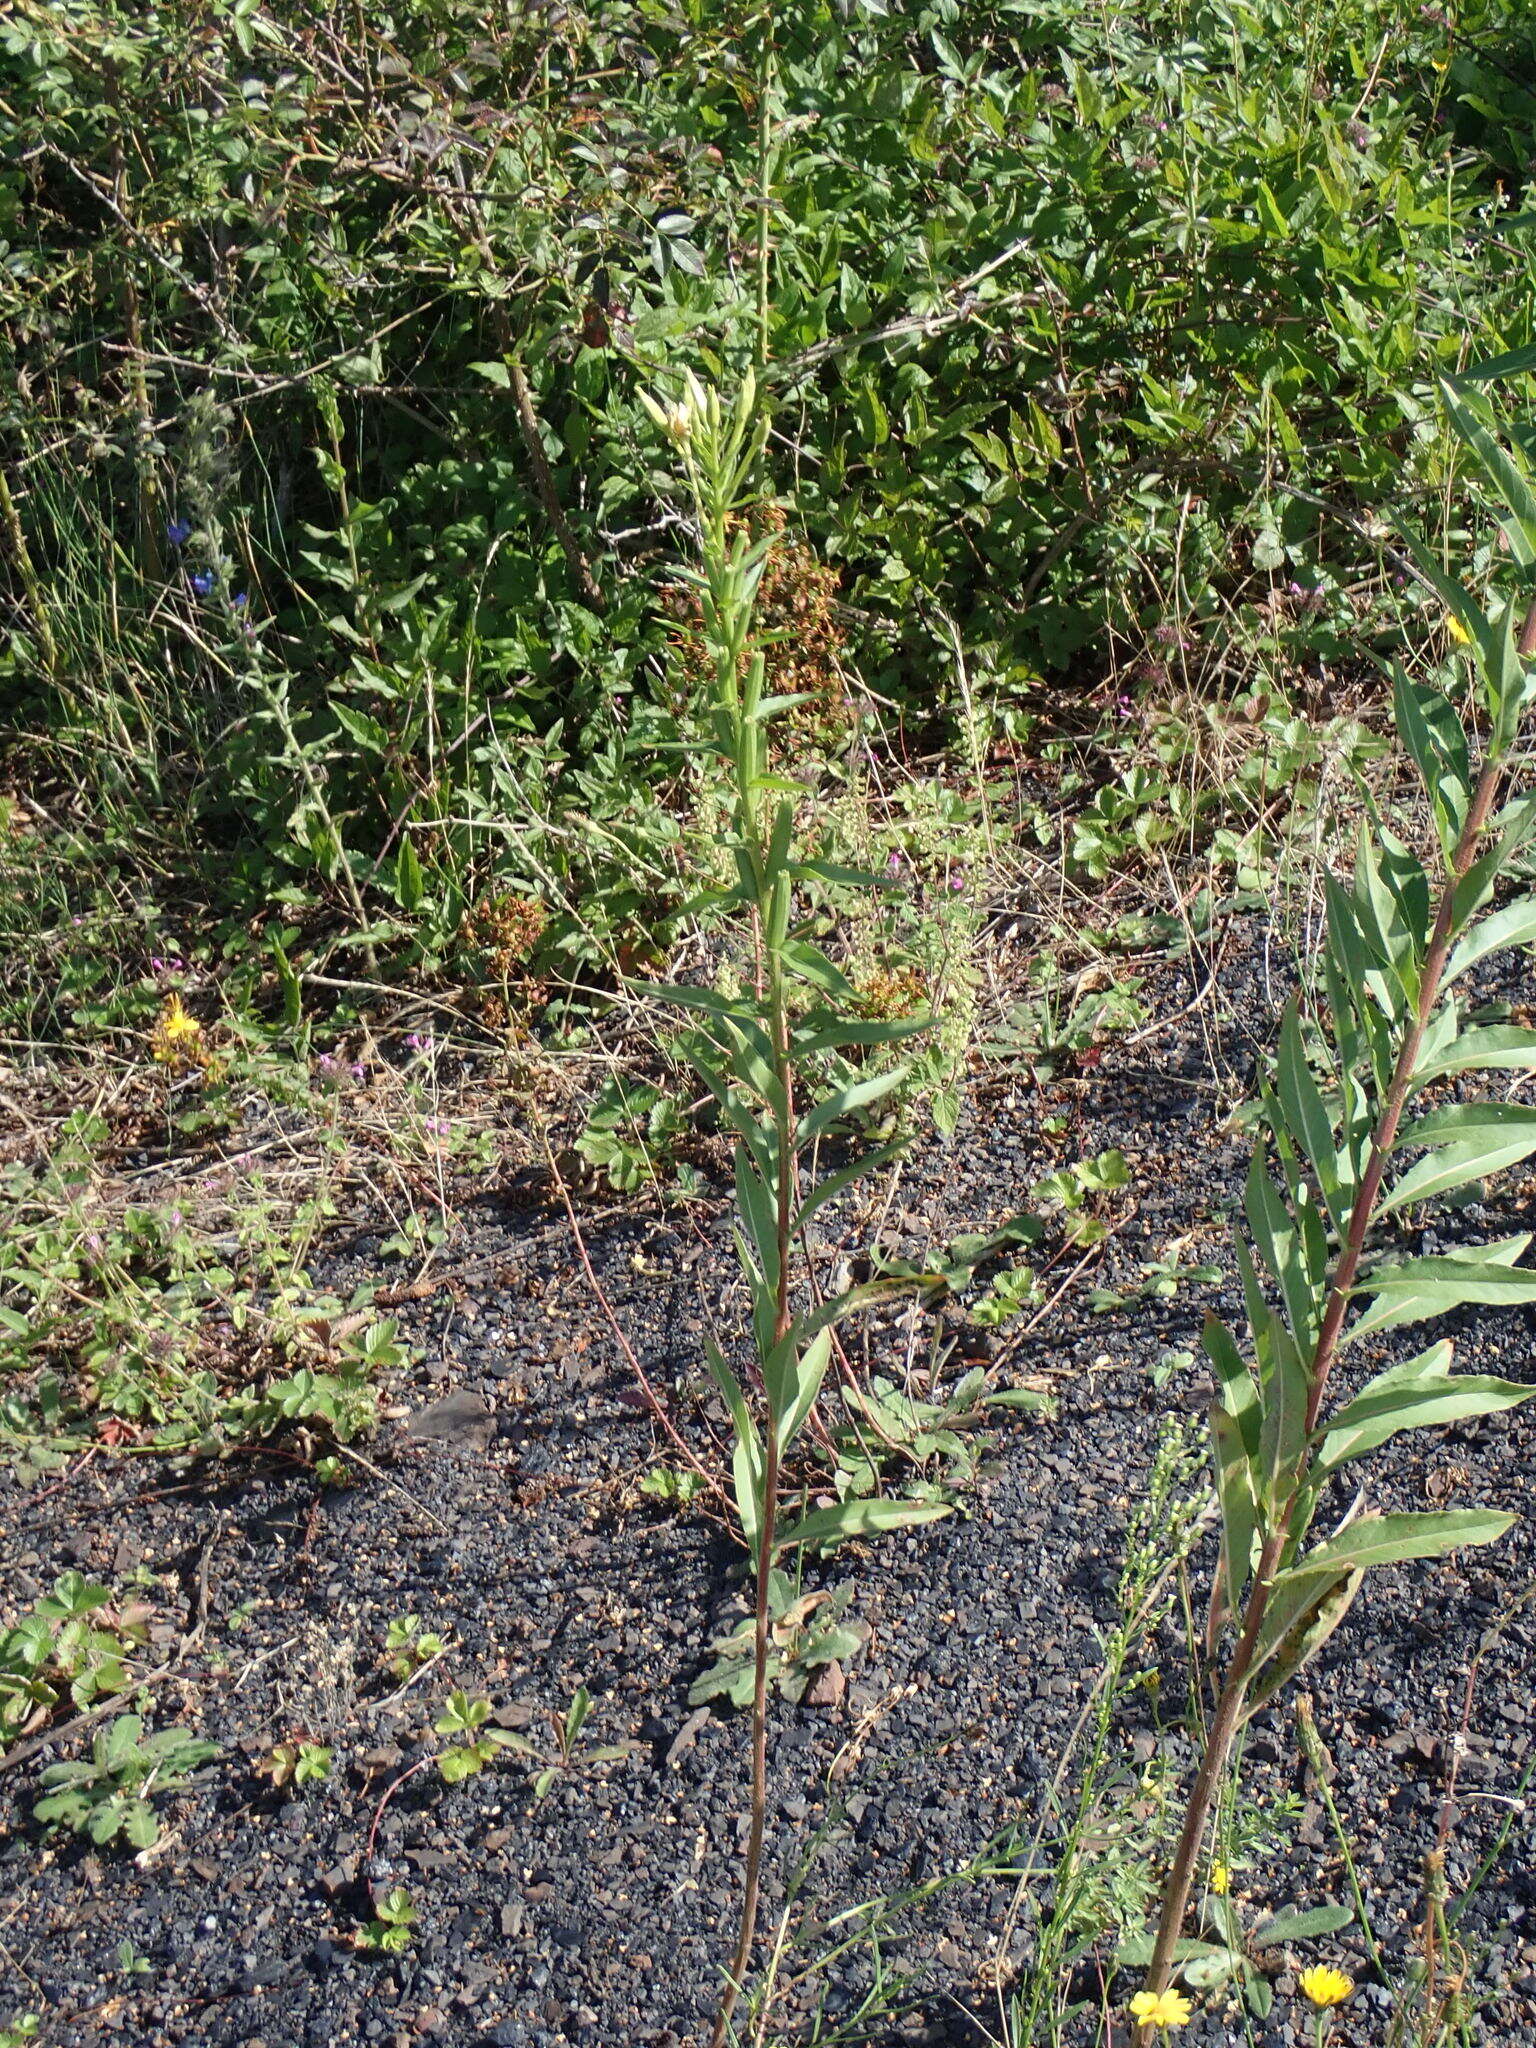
[3,0,1534,995]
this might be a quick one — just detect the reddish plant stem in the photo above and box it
[1136,732,1511,2033]
[711,994,796,2048]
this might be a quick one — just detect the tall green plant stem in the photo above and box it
[1136,724,1516,2032]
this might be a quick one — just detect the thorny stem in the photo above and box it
[1136,623,1531,2032]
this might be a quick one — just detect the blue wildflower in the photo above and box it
[232,591,248,610]
[166,517,192,547]
[190,569,215,596]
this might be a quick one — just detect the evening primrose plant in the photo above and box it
[639,370,944,2047]
[1134,388,1536,2036]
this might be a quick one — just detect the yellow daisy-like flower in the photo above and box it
[1445,613,1472,646]
[1299,1965,1354,2009]
[1129,1987,1193,2029]
[150,994,203,1067]
[1209,1860,1231,1895]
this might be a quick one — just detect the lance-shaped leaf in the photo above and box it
[735,1147,781,1296]
[777,1327,832,1450]
[1208,1402,1260,1652]
[1413,1022,1536,1089]
[1392,665,1470,857]
[1442,379,1536,567]
[1382,1102,1536,1213]
[798,1065,908,1145]
[793,1140,906,1238]
[1315,1342,1535,1475]
[776,1495,951,1554]
[1245,1151,1320,1352]
[1347,1235,1535,1340]
[1240,1567,1364,1723]
[704,1336,762,1549]
[1444,895,1536,987]
[1236,1237,1311,1497]
[1283,1507,1515,1580]
[1451,794,1536,931]
[793,1013,929,1058]
[1203,1310,1261,1460]
[1275,1003,1350,1232]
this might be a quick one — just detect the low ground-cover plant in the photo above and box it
[34,1713,218,1851]
[0,1572,149,1748]
[1133,389,1536,2034]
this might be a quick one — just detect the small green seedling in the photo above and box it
[690,1572,868,1709]
[117,1937,152,1980]
[434,1690,519,1785]
[639,1466,710,1508]
[0,2015,39,2048]
[383,1616,446,1679]
[494,1686,633,1801]
[257,1739,332,1789]
[34,1713,218,1850]
[358,1887,416,1953]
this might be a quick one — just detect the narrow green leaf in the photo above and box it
[704,1337,762,1549]
[1202,1310,1261,1462]
[1242,1568,1362,1720]
[1275,1003,1348,1231]
[778,1327,831,1449]
[1286,1507,1516,1579]
[1413,1023,1536,1088]
[798,1066,907,1144]
[793,1140,906,1236]
[1318,1354,1534,1474]
[1348,1236,1534,1339]
[1445,895,1536,986]
[1383,1103,1536,1212]
[776,1496,951,1554]
[1208,1403,1259,1651]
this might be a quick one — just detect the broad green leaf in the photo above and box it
[1347,1236,1535,1340]
[1203,1311,1260,1460]
[1383,1102,1536,1211]
[776,1496,951,1553]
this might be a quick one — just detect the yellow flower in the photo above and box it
[1209,1860,1231,1895]
[1445,613,1472,646]
[1129,1988,1193,2029]
[1299,1965,1354,2009]
[150,995,205,1068]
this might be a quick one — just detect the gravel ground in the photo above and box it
[4,923,1536,2048]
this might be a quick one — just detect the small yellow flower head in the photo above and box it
[1445,613,1472,646]
[1299,1965,1354,2010]
[150,994,203,1065]
[1209,1860,1231,1895]
[1129,1987,1193,2029]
